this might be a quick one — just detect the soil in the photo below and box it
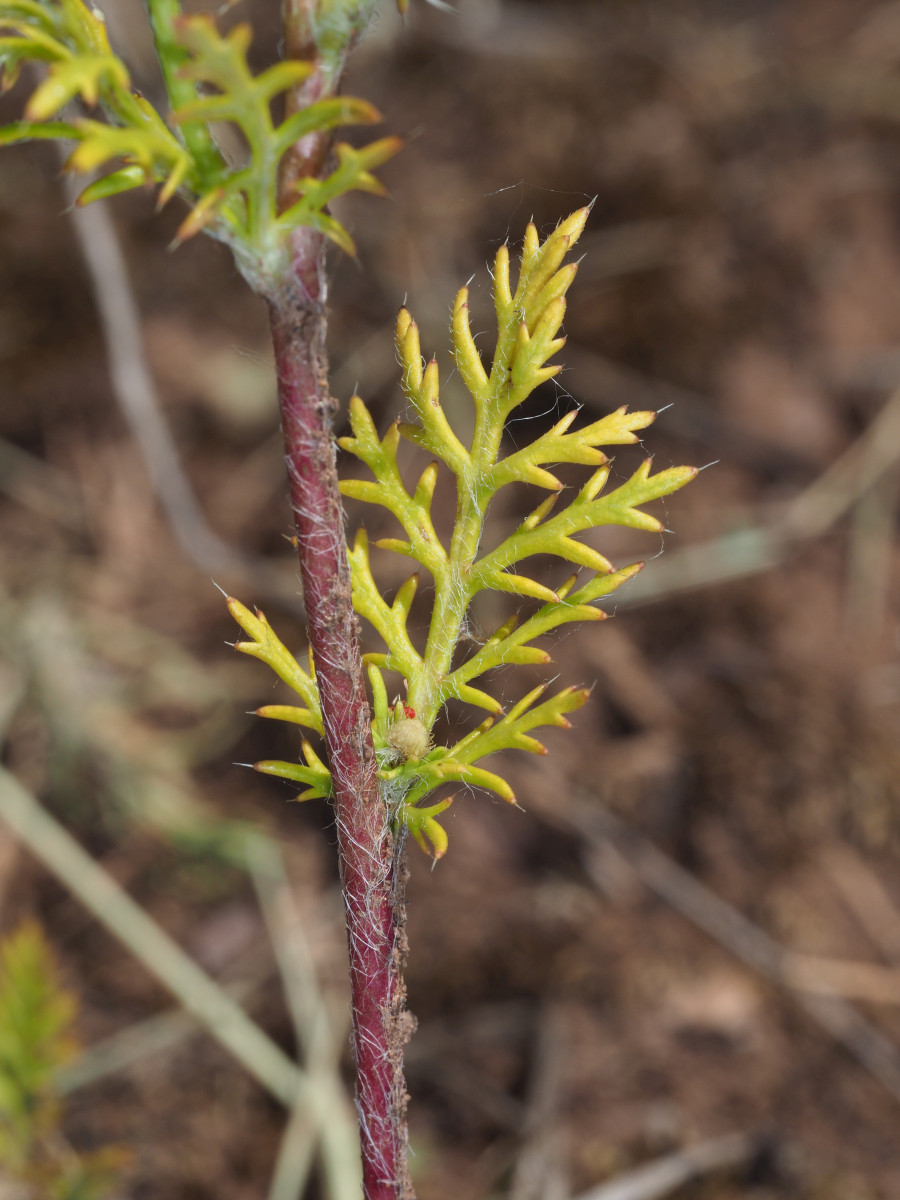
[2,0,900,1197]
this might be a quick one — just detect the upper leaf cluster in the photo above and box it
[0,0,399,288]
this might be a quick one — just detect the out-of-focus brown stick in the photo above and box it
[541,797,900,1105]
[509,1004,569,1200]
[822,845,900,965]
[617,387,900,608]
[571,1131,760,1200]
[59,156,293,603]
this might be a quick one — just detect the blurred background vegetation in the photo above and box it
[3,0,900,1197]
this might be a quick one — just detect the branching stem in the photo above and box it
[144,0,223,176]
[411,345,510,726]
[413,461,484,725]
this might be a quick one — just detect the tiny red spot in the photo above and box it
[403,705,416,719]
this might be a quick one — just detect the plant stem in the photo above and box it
[277,0,374,207]
[145,0,225,177]
[413,401,501,726]
[268,225,412,1200]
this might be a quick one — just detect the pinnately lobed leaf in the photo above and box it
[231,209,696,858]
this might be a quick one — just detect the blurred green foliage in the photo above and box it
[0,922,127,1198]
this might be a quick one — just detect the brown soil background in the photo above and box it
[3,1,900,1197]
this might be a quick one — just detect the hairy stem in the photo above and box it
[268,225,412,1200]
[277,0,375,207]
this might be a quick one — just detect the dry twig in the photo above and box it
[60,167,293,602]
[823,846,900,966]
[0,768,339,1123]
[619,387,900,607]
[509,1004,569,1200]
[551,799,900,1105]
[248,837,360,1200]
[571,1132,758,1200]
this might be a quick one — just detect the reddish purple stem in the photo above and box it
[268,228,412,1200]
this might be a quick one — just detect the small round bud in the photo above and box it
[387,717,431,762]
